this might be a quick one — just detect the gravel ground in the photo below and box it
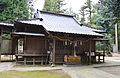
[97,66,120,76]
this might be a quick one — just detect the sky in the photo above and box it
[64,0,99,13]
[33,0,99,13]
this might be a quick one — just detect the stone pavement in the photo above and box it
[0,62,15,72]
[9,67,62,71]
[63,66,120,78]
[0,62,120,78]
[62,53,120,78]
[111,53,120,57]
[0,62,62,72]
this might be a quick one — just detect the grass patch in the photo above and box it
[0,70,71,78]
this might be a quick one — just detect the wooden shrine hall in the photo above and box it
[12,11,106,65]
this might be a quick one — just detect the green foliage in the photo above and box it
[43,0,66,13]
[99,0,120,21]
[0,0,29,22]
[2,34,11,40]
[91,0,120,51]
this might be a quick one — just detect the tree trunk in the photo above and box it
[115,23,118,52]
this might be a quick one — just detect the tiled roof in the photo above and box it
[81,26,106,33]
[16,11,103,37]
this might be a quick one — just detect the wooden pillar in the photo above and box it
[94,41,96,63]
[73,41,77,56]
[51,39,55,66]
[98,53,100,63]
[0,50,1,62]
[24,57,26,65]
[64,40,67,55]
[12,37,17,62]
[0,30,2,62]
[24,36,27,54]
[24,26,27,54]
[12,55,13,61]
[103,48,105,62]
[89,39,91,65]
[11,37,14,61]
[15,38,18,63]
[0,42,1,62]
[16,37,19,63]
[45,38,47,50]
[14,37,17,63]
[33,58,35,65]
[10,55,11,61]
[41,55,43,65]
[16,56,18,63]
[24,36,27,65]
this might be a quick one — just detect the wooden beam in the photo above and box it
[51,39,56,66]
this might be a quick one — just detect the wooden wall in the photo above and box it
[24,36,47,54]
[1,40,12,54]
[0,26,13,55]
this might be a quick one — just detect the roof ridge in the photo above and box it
[40,11,74,17]
[0,22,14,26]
[16,18,40,21]
[0,21,13,24]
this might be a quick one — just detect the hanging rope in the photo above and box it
[48,34,90,43]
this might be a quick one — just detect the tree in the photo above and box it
[79,6,87,24]
[91,0,120,51]
[64,7,79,20]
[87,0,92,24]
[43,0,66,13]
[98,0,120,52]
[0,0,29,22]
[79,0,95,27]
